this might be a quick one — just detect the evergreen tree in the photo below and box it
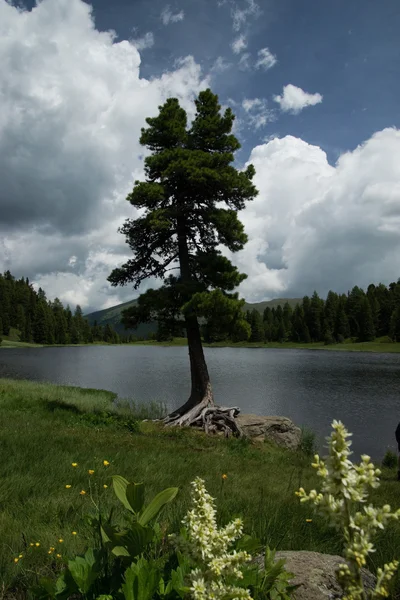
[263,307,273,342]
[282,302,292,338]
[335,297,350,340]
[250,309,264,342]
[358,297,375,342]
[33,300,49,344]
[347,286,365,337]
[390,305,400,341]
[309,291,323,341]
[52,298,68,344]
[290,305,310,342]
[108,89,257,422]
[324,291,339,337]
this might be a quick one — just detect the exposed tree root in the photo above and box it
[163,403,243,437]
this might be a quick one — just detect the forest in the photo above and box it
[2,269,400,346]
[236,281,400,345]
[0,271,120,345]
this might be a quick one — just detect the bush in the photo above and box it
[299,427,317,457]
[382,450,398,469]
[323,330,336,345]
[336,334,345,344]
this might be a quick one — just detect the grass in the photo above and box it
[130,337,400,353]
[3,329,400,353]
[1,378,400,598]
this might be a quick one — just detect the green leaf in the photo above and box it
[112,475,134,512]
[111,546,131,557]
[126,482,145,513]
[67,549,101,593]
[119,522,154,557]
[122,558,160,600]
[138,487,178,526]
[236,534,262,554]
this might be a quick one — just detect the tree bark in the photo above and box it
[164,213,241,436]
[164,214,214,425]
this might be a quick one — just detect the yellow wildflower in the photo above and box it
[79,490,86,495]
[48,550,52,555]
[14,558,19,564]
[50,547,55,552]
[56,554,62,559]
[35,542,40,547]
[88,469,95,475]
[71,462,78,467]
[19,554,23,558]
[72,531,77,536]
[58,538,64,543]
[306,519,312,523]
[103,460,110,466]
[103,484,108,489]
[29,543,34,547]
[222,474,228,480]
[65,484,72,489]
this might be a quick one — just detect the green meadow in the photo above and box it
[1,378,400,598]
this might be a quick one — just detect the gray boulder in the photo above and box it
[236,414,301,449]
[255,551,376,600]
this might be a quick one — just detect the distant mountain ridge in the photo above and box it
[85,297,301,338]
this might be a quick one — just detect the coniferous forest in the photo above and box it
[0,271,120,345]
[240,281,400,345]
[1,269,400,346]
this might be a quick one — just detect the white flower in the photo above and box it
[175,477,252,599]
[297,421,399,599]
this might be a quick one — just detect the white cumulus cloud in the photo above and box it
[0,0,207,312]
[273,84,323,114]
[233,129,400,301]
[161,5,184,25]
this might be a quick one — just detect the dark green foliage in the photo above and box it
[0,272,120,346]
[243,279,400,346]
[382,450,398,469]
[250,309,264,342]
[108,88,257,347]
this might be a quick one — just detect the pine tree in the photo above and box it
[108,89,257,426]
[390,305,400,341]
[290,305,310,342]
[358,297,375,342]
[33,300,49,344]
[250,309,264,342]
[309,291,323,341]
[282,302,292,339]
[335,297,350,341]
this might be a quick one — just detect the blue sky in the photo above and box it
[1,0,400,310]
[76,0,400,162]
[20,0,400,162]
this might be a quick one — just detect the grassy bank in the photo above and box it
[1,378,400,597]
[3,333,400,353]
[130,337,400,353]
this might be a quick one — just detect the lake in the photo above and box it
[1,345,399,460]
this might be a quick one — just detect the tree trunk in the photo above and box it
[164,315,214,425]
[164,214,242,436]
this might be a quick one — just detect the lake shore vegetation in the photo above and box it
[1,378,400,598]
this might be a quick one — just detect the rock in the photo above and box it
[236,414,301,449]
[254,551,376,600]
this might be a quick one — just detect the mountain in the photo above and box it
[85,297,301,339]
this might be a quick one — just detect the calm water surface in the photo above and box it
[1,346,399,459]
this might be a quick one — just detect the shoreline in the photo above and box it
[2,338,400,354]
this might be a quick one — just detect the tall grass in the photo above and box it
[0,378,399,598]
